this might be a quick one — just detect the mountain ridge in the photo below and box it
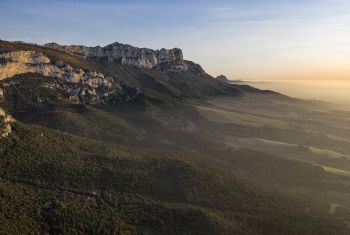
[44,41,190,72]
[1,39,279,100]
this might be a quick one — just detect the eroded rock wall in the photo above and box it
[45,42,188,72]
[0,50,139,104]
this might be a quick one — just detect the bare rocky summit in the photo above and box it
[44,42,189,72]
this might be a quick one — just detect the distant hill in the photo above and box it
[216,74,230,82]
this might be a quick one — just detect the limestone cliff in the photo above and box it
[0,50,139,104]
[44,42,189,72]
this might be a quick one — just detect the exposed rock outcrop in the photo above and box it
[0,50,139,104]
[45,42,188,72]
[0,87,14,138]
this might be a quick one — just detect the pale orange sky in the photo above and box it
[192,37,350,81]
[214,59,350,81]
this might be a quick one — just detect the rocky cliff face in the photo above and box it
[0,50,139,104]
[45,42,188,72]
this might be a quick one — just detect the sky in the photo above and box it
[1,0,350,81]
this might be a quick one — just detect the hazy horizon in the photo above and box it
[242,80,350,106]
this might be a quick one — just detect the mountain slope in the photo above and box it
[1,39,350,234]
[1,122,348,235]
